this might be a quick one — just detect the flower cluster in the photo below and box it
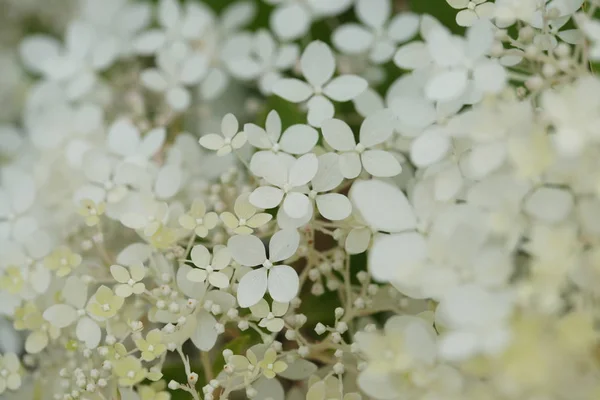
[1,0,600,399]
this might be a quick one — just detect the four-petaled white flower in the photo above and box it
[250,299,289,333]
[187,244,232,289]
[228,229,300,307]
[199,113,247,156]
[179,199,219,238]
[333,0,420,63]
[249,153,318,219]
[111,264,147,297]
[220,193,273,235]
[272,41,368,127]
[42,276,102,349]
[321,109,401,179]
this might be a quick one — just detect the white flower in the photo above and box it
[308,153,353,221]
[355,315,438,400]
[321,109,401,179]
[250,299,289,333]
[0,353,22,394]
[0,168,37,244]
[582,16,600,60]
[426,22,506,101]
[223,30,299,95]
[447,0,495,27]
[120,195,169,236]
[78,0,152,58]
[141,43,209,112]
[20,21,118,100]
[228,229,300,307]
[436,284,514,361]
[42,276,102,349]
[249,153,318,219]
[246,110,319,156]
[179,199,219,238]
[494,0,540,27]
[133,0,215,55]
[187,245,231,289]
[106,118,166,166]
[220,193,272,235]
[267,0,353,41]
[199,113,247,156]
[272,41,368,127]
[333,0,419,63]
[110,264,147,297]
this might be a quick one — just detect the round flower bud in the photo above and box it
[188,373,199,385]
[333,363,345,375]
[315,323,327,335]
[168,380,180,390]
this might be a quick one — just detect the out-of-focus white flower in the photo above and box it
[0,353,22,394]
[447,0,495,27]
[132,0,215,55]
[42,275,102,349]
[273,41,368,127]
[111,264,147,297]
[333,0,419,63]
[224,30,299,95]
[266,0,353,41]
[355,315,438,400]
[0,168,37,244]
[141,43,209,112]
[228,229,300,307]
[436,284,514,361]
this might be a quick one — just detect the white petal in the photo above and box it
[369,232,426,282]
[324,75,368,102]
[245,124,272,149]
[387,13,420,42]
[141,69,168,92]
[199,67,228,100]
[301,41,335,88]
[427,27,465,67]
[339,152,362,179]
[43,304,77,328]
[272,79,313,103]
[307,95,335,128]
[283,192,311,219]
[359,108,395,147]
[321,118,356,151]
[390,96,436,131]
[349,179,417,232]
[227,235,267,266]
[394,42,432,70]
[249,186,284,209]
[289,153,319,187]
[271,2,311,41]
[312,152,344,192]
[117,243,152,266]
[209,272,230,288]
[191,244,211,267]
[191,311,218,350]
[410,128,451,167]
[25,331,48,354]
[280,124,318,154]
[356,0,390,29]
[110,264,130,283]
[268,228,300,262]
[166,86,191,111]
[221,113,239,138]
[425,69,468,101]
[466,19,495,60]
[473,60,507,93]
[353,88,385,117]
[108,118,140,157]
[19,35,61,74]
[158,0,180,29]
[180,53,209,85]
[456,9,478,27]
[332,24,374,54]
[316,193,351,220]
[133,30,166,54]
[199,134,225,151]
[361,150,402,177]
[524,187,573,223]
[237,268,268,307]
[267,265,299,303]
[76,317,101,349]
[154,165,182,199]
[345,227,371,254]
